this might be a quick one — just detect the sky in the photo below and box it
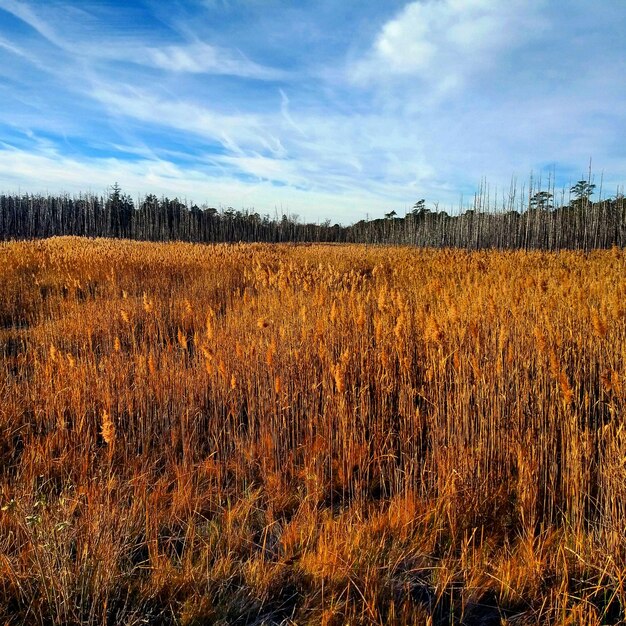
[0,0,625,223]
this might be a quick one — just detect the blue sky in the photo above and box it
[0,0,625,223]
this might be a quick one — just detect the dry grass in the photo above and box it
[0,237,624,625]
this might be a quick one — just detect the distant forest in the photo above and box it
[1,181,625,249]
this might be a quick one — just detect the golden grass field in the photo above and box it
[0,238,624,625]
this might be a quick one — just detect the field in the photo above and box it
[0,238,624,625]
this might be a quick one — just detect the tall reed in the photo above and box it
[0,238,623,625]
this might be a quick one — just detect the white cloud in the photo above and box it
[352,0,545,93]
[87,82,438,199]
[279,89,307,137]
[0,144,409,222]
[0,0,65,47]
[0,0,284,80]
[1,0,624,223]
[0,35,28,58]
[140,42,286,79]
[90,84,281,156]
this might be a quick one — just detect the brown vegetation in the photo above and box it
[0,238,624,625]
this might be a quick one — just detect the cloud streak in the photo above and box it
[140,42,287,79]
[0,0,286,80]
[0,0,624,221]
[0,143,405,223]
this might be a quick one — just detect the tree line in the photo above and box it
[1,181,624,250]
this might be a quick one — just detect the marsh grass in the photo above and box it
[0,238,624,625]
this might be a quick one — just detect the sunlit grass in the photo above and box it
[0,237,624,625]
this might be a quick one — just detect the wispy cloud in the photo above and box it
[89,84,276,154]
[0,0,624,221]
[0,0,285,80]
[0,34,28,58]
[0,0,64,47]
[140,42,286,79]
[0,143,400,223]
